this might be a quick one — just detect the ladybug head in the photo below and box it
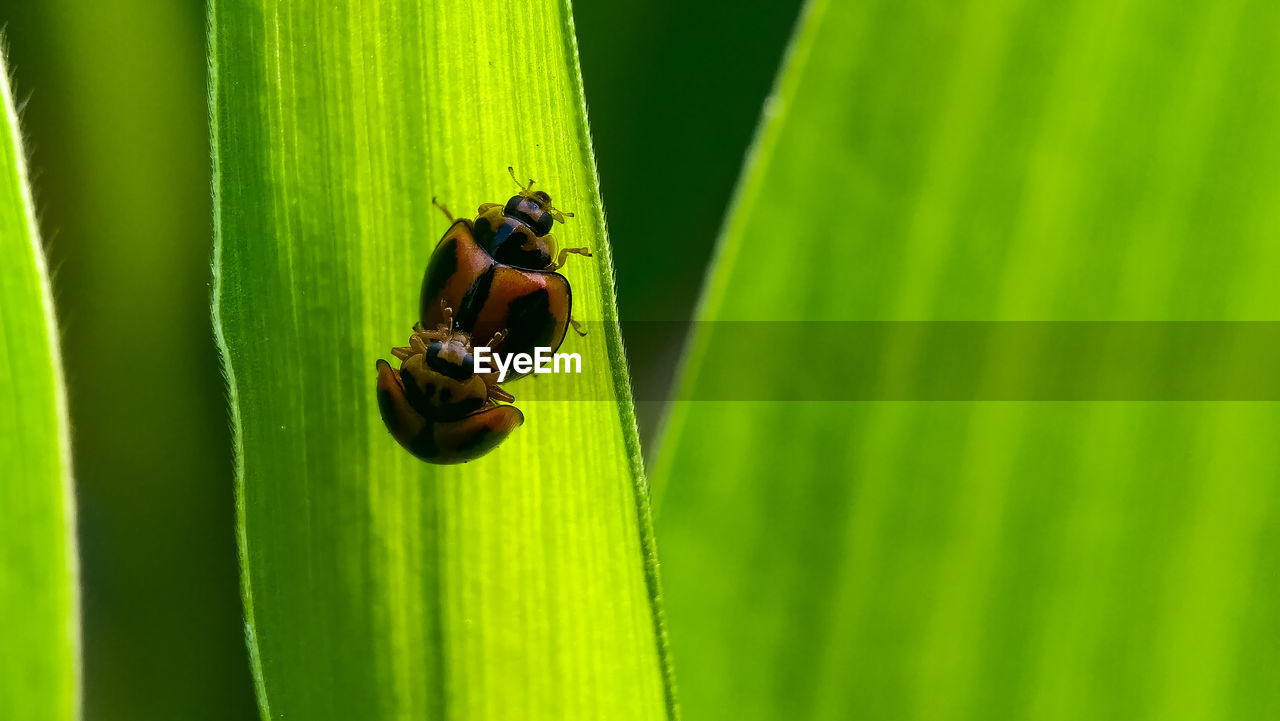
[394,328,488,422]
[503,166,573,237]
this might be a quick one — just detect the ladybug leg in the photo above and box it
[402,314,453,353]
[408,333,431,355]
[438,300,455,332]
[414,326,450,345]
[569,317,587,337]
[392,329,435,360]
[431,196,454,222]
[551,246,592,270]
[486,381,516,404]
[410,300,457,340]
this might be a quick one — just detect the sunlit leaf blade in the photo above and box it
[653,0,1280,719]
[0,59,79,721]
[210,1,675,719]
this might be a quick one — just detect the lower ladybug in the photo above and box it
[376,305,522,464]
[420,168,591,381]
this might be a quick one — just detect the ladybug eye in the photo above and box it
[531,212,554,236]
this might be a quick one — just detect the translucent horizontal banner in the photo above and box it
[617,321,1280,401]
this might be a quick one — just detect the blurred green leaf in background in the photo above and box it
[0,55,79,721]
[574,0,803,446]
[655,0,1280,719]
[212,0,673,718]
[0,1,257,719]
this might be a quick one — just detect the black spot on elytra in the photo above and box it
[420,236,458,322]
[457,265,496,331]
[456,424,495,453]
[499,288,555,357]
[409,426,441,460]
[376,386,397,425]
[433,395,484,422]
[400,367,431,413]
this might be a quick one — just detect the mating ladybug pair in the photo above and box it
[376,168,590,464]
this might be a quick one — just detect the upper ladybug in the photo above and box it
[419,168,591,380]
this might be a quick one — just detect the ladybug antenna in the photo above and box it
[508,166,535,192]
[509,166,573,222]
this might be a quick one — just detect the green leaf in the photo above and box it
[210,1,674,719]
[0,59,79,720]
[653,0,1280,719]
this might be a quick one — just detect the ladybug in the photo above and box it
[420,168,591,382]
[376,305,523,464]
